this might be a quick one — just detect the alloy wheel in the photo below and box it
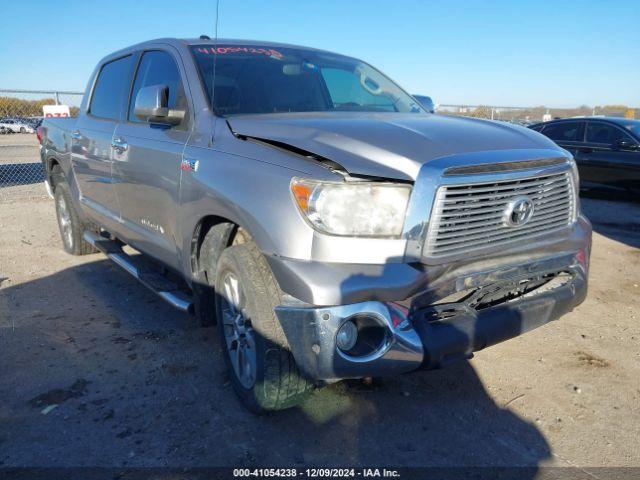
[221,273,257,389]
[56,194,73,250]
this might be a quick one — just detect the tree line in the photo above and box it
[0,96,80,118]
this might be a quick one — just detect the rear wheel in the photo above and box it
[215,241,314,413]
[53,169,97,256]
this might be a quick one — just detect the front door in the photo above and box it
[72,54,135,225]
[575,121,640,192]
[112,49,191,268]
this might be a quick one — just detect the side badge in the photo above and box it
[180,158,199,172]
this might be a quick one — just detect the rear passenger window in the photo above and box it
[89,55,134,120]
[128,50,187,123]
[586,122,632,145]
[543,122,582,142]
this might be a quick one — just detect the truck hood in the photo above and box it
[227,112,560,181]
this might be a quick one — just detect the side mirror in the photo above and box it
[134,85,185,126]
[421,96,435,113]
[613,139,639,151]
[412,95,435,113]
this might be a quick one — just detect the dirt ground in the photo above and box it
[0,171,639,472]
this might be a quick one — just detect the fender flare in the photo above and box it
[190,218,237,326]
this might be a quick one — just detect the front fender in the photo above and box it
[177,146,331,280]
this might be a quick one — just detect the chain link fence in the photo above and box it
[0,89,83,202]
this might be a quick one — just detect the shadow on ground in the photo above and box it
[0,258,550,471]
[580,194,640,249]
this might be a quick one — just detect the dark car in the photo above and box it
[412,94,435,113]
[530,117,640,194]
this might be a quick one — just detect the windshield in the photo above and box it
[191,44,424,116]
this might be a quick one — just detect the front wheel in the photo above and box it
[215,242,314,413]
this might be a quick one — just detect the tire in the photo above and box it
[53,170,97,256]
[193,223,235,327]
[215,241,314,413]
[20,127,26,133]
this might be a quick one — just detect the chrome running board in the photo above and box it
[83,231,194,313]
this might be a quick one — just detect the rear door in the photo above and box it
[539,120,585,158]
[72,55,135,223]
[538,120,594,187]
[112,48,191,268]
[578,121,640,191]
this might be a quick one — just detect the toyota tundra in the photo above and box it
[39,38,591,412]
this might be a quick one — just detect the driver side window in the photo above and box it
[128,50,187,124]
[585,122,633,145]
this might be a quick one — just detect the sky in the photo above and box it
[0,0,638,107]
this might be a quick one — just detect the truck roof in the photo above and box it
[103,37,343,63]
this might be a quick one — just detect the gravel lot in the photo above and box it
[0,137,639,473]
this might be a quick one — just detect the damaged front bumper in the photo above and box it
[274,254,588,382]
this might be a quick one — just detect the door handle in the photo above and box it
[111,137,128,152]
[577,146,594,153]
[71,130,82,141]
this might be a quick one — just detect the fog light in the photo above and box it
[336,320,358,351]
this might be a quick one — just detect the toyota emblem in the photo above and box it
[504,196,535,227]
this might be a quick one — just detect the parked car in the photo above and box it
[530,117,640,194]
[413,94,435,113]
[0,118,35,133]
[24,117,43,130]
[39,38,591,412]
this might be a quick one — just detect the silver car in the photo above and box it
[39,38,591,412]
[0,118,35,133]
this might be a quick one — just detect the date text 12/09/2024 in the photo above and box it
[233,468,401,478]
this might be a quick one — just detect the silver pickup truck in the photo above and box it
[39,38,591,412]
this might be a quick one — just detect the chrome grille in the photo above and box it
[424,171,576,258]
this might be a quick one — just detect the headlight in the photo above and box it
[291,178,412,237]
